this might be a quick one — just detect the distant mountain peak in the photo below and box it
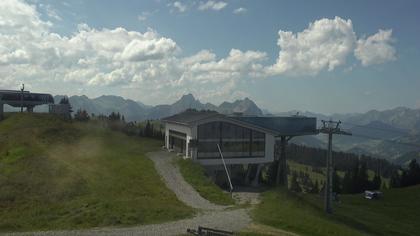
[180,93,195,101]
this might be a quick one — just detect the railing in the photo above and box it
[187,226,233,236]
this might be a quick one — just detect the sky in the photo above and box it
[1,0,420,114]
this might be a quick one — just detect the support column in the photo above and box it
[185,138,189,158]
[245,164,252,185]
[252,164,263,187]
[0,103,3,120]
[325,132,333,214]
[276,136,288,186]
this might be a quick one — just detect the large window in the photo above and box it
[197,121,265,159]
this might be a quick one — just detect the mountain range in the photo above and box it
[278,108,420,163]
[54,93,263,121]
[5,93,420,163]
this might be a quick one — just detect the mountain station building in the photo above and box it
[162,110,318,186]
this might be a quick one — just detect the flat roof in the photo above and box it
[161,110,223,126]
[229,116,318,136]
[162,110,318,137]
[0,90,54,106]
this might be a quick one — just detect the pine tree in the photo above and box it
[381,182,387,190]
[358,161,370,192]
[342,170,353,193]
[290,172,302,193]
[332,169,342,193]
[311,180,320,194]
[371,174,382,190]
[389,170,401,188]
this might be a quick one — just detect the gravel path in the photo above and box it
[147,151,227,211]
[6,209,250,236]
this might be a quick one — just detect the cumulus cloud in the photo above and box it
[0,0,265,103]
[266,17,356,76]
[198,1,227,11]
[0,1,398,104]
[233,7,247,15]
[120,36,178,61]
[354,29,396,66]
[170,1,188,13]
[43,4,62,21]
[266,17,397,76]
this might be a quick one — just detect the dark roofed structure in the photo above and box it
[162,110,318,137]
[161,109,223,126]
[161,109,319,187]
[229,116,318,136]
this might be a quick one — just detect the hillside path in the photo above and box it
[147,151,228,211]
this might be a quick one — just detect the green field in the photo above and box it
[253,186,420,236]
[177,158,235,205]
[287,160,390,189]
[0,113,193,232]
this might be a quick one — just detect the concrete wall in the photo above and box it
[165,122,193,158]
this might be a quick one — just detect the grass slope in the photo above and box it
[177,158,234,205]
[0,113,193,232]
[253,186,420,236]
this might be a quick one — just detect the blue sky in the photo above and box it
[1,0,420,114]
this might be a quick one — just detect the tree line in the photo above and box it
[73,109,164,140]
[286,144,399,178]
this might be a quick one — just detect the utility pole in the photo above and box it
[20,83,24,113]
[319,120,351,214]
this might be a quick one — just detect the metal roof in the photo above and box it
[161,110,223,126]
[162,110,318,137]
[0,90,54,107]
[229,116,318,136]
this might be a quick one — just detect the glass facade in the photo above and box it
[197,121,265,159]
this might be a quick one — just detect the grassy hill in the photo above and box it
[0,113,193,232]
[253,186,420,236]
[177,158,234,205]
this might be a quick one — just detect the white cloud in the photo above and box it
[0,0,264,104]
[171,1,187,13]
[233,7,247,15]
[0,1,398,105]
[44,4,62,21]
[120,35,178,61]
[354,29,396,66]
[198,1,227,11]
[138,12,148,21]
[266,16,357,76]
